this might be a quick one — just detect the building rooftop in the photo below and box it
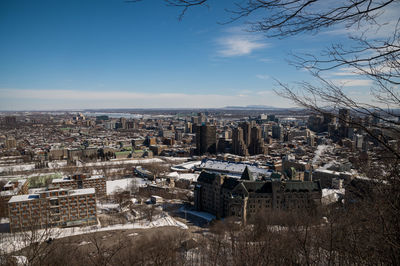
[8,188,95,203]
[0,179,27,197]
[198,159,271,178]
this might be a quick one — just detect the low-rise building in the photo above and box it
[8,188,97,232]
[50,174,106,196]
[313,168,353,188]
[0,179,29,217]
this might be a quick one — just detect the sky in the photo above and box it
[0,0,395,110]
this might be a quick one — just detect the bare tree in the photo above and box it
[113,189,131,211]
[84,232,128,266]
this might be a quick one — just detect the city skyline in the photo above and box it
[0,0,391,110]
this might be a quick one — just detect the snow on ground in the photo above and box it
[83,158,164,167]
[0,164,35,174]
[322,188,345,205]
[97,203,120,211]
[13,255,28,265]
[106,178,149,195]
[0,213,187,254]
[0,172,60,181]
[92,168,125,175]
[0,160,65,173]
[180,207,215,221]
[0,158,163,175]
[48,160,68,168]
[78,241,91,246]
[162,157,191,162]
[312,145,333,164]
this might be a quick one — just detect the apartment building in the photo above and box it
[8,188,96,232]
[51,174,106,196]
[0,179,29,217]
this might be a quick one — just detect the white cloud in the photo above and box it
[217,35,267,57]
[331,79,373,87]
[256,74,270,80]
[256,90,274,95]
[330,67,360,76]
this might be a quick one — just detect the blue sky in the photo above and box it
[0,0,386,110]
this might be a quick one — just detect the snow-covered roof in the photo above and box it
[8,194,35,203]
[0,179,27,197]
[166,172,199,181]
[8,188,95,203]
[198,159,271,178]
[69,188,95,196]
[171,161,201,172]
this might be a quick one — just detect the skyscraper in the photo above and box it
[272,124,283,141]
[195,124,216,155]
[239,122,251,147]
[249,126,266,155]
[232,127,249,156]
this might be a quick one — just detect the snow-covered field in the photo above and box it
[0,160,69,174]
[161,157,191,162]
[0,158,164,174]
[0,213,187,254]
[82,158,164,167]
[0,163,35,174]
[106,178,149,195]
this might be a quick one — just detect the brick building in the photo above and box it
[0,179,29,217]
[50,174,106,196]
[8,188,97,232]
[194,169,322,223]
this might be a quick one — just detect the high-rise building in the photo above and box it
[232,127,249,156]
[239,122,251,147]
[248,126,266,155]
[272,124,283,141]
[191,116,199,125]
[120,117,127,129]
[198,113,207,124]
[195,124,216,155]
[339,108,350,126]
[355,134,364,149]
[371,112,380,125]
[185,122,192,133]
[4,116,16,125]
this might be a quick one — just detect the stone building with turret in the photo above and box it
[194,167,322,223]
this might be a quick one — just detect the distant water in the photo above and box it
[82,112,143,119]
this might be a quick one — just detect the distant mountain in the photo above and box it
[224,105,287,110]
